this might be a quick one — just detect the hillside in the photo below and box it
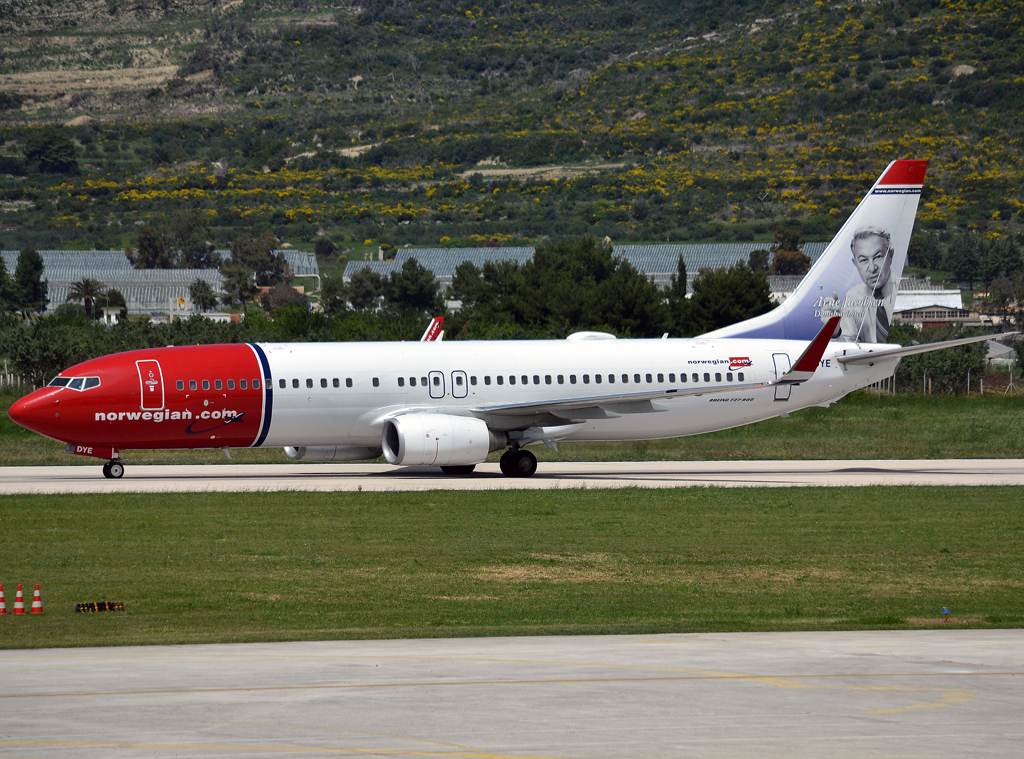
[0,0,1021,259]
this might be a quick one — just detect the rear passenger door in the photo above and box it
[428,370,445,399]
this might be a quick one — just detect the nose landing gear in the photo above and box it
[102,460,124,479]
[499,446,537,478]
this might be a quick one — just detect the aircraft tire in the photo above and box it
[102,462,112,479]
[499,450,515,477]
[107,461,124,479]
[440,464,476,475]
[511,449,537,478]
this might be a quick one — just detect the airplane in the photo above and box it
[8,160,1009,480]
[420,316,444,341]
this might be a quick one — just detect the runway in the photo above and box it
[1,458,1023,493]
[1,630,1020,758]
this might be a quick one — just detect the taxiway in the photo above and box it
[0,458,1022,493]
[1,630,1021,758]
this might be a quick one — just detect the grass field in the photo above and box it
[3,389,1024,466]
[0,487,1021,649]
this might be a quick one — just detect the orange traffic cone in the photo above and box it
[13,583,25,615]
[30,583,43,615]
[0,583,6,614]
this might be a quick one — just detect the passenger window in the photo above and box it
[545,375,552,385]
[320,378,327,388]
[279,379,286,389]
[202,380,210,390]
[583,374,590,384]
[215,380,223,390]
[715,373,722,382]
[346,378,353,387]
[398,377,405,387]
[306,378,313,389]
[680,373,687,383]
[646,374,652,383]
[497,376,504,385]
[190,380,197,390]
[521,375,528,385]
[595,374,602,384]
[292,379,299,389]
[240,380,247,389]
[607,374,614,383]
[692,373,699,383]
[738,372,745,382]
[484,376,491,385]
[557,375,564,384]
[622,374,628,383]
[410,377,417,387]
[658,373,664,383]
[253,379,260,389]
[704,373,711,382]
[372,378,380,387]
[471,376,477,385]
[726,373,733,382]
[669,374,676,383]
[432,376,441,386]
[509,376,516,385]
[333,378,339,388]
[570,375,577,384]
[456,376,464,386]
[69,378,85,390]
[420,377,427,386]
[533,375,540,385]
[227,380,235,390]
[177,380,184,391]
[634,374,641,383]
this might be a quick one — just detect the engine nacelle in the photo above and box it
[284,446,383,462]
[381,413,504,466]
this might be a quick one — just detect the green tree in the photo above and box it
[770,248,811,276]
[347,268,384,311]
[314,237,338,260]
[683,263,774,335]
[907,233,942,270]
[220,263,258,310]
[892,323,986,393]
[170,210,219,269]
[13,248,48,316]
[666,254,691,335]
[231,231,284,286]
[0,258,16,314]
[261,282,308,312]
[66,278,107,319]
[130,225,173,269]
[318,274,348,317]
[189,279,219,312]
[748,249,771,272]
[944,236,979,288]
[24,126,79,174]
[385,257,442,313]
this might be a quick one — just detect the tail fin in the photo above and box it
[704,159,927,342]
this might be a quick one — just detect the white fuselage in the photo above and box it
[257,337,898,448]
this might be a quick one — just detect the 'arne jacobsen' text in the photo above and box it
[95,408,240,422]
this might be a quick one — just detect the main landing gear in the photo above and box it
[499,447,537,478]
[102,460,124,479]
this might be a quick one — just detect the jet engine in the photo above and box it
[381,414,505,466]
[284,446,383,462]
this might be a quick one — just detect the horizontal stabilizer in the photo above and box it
[837,332,1018,365]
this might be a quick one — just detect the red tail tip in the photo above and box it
[878,159,928,186]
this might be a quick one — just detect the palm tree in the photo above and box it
[66,278,107,319]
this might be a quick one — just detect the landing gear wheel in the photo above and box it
[512,449,537,478]
[102,462,112,479]
[441,464,476,475]
[104,460,124,479]
[500,449,537,478]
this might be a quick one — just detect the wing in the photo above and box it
[472,317,840,426]
[836,331,1017,366]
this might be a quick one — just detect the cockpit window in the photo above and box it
[48,376,100,391]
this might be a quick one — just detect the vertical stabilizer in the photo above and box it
[704,159,927,342]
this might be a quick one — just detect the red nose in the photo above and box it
[8,390,62,439]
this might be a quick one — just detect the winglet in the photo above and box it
[420,316,444,342]
[775,316,840,385]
